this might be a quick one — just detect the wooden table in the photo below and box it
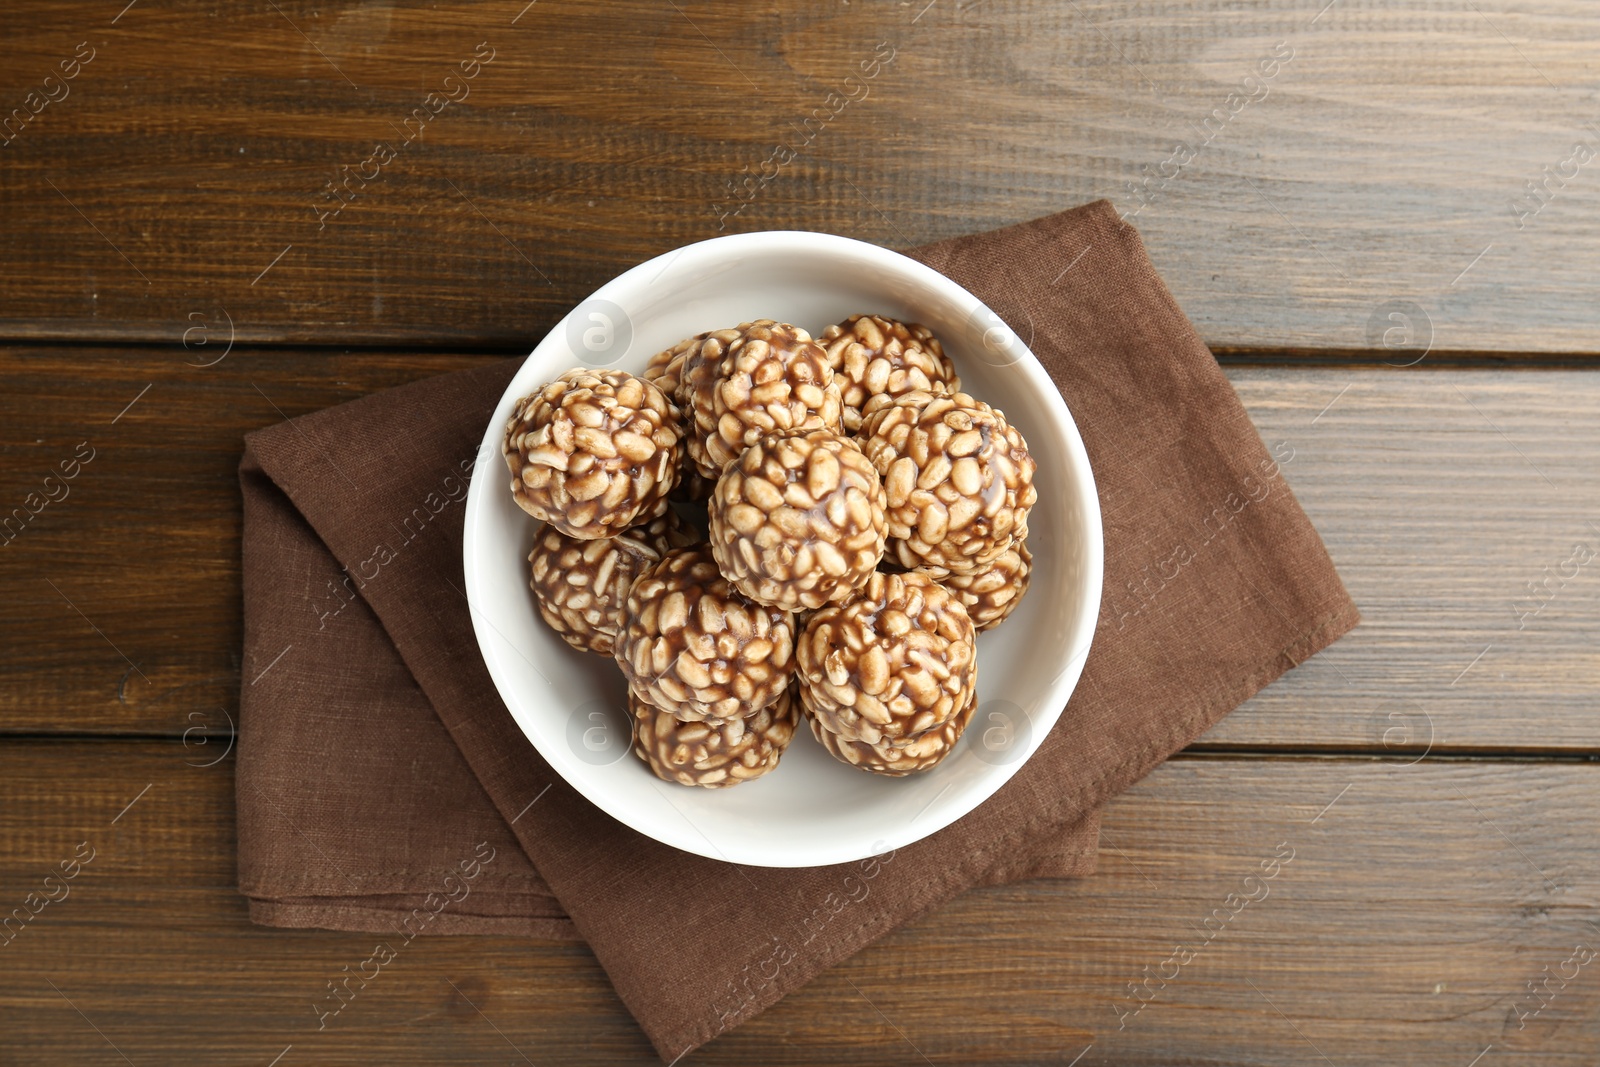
[4,2,1598,1063]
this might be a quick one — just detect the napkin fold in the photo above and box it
[237,200,1359,1059]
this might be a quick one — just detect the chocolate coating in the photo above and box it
[503,368,682,538]
[796,570,977,747]
[615,545,796,722]
[708,428,886,612]
[684,320,844,479]
[630,684,797,788]
[858,389,1036,574]
[803,687,975,776]
[929,541,1032,632]
[644,328,743,408]
[819,314,960,432]
[528,510,696,656]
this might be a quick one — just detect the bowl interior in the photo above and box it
[464,231,1102,868]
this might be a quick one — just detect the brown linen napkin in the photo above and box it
[237,199,1359,1059]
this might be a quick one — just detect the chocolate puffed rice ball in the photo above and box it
[684,320,844,479]
[527,510,696,656]
[643,328,743,408]
[708,428,886,612]
[616,545,796,722]
[819,314,960,432]
[858,389,1036,574]
[630,684,797,788]
[796,570,977,747]
[803,687,975,777]
[503,368,683,538]
[928,541,1032,633]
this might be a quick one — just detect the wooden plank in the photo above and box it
[1206,367,1600,754]
[0,351,498,734]
[1,742,1596,1064]
[2,2,1598,352]
[5,352,1600,751]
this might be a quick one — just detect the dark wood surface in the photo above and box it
[5,744,1598,1066]
[5,0,1600,353]
[4,1,1600,1063]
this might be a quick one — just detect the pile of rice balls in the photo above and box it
[504,315,1037,788]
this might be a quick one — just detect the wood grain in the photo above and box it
[1204,366,1600,754]
[3,2,1598,352]
[5,352,1598,750]
[1,742,1595,1065]
[0,350,498,736]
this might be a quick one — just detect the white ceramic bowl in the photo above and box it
[463,231,1102,868]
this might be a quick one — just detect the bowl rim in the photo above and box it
[463,228,1104,867]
